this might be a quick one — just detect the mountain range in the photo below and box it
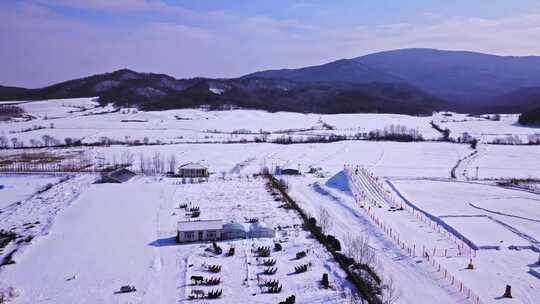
[2,48,540,115]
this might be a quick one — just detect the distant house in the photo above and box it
[177,220,275,243]
[178,163,209,178]
[98,167,136,183]
[278,168,301,176]
[177,219,223,243]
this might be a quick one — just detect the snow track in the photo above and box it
[290,176,472,304]
[344,167,486,303]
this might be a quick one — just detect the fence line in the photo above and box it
[344,165,483,304]
[345,165,475,257]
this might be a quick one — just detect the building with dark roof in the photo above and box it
[178,163,209,178]
[98,167,136,183]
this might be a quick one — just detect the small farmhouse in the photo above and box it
[276,167,301,175]
[178,163,209,178]
[98,167,136,183]
[177,220,275,243]
[177,219,223,243]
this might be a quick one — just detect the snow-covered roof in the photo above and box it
[108,168,136,182]
[249,222,271,231]
[177,219,223,231]
[179,162,207,170]
[223,222,248,232]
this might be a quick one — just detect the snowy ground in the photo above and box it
[1,98,441,147]
[473,145,540,179]
[174,178,353,303]
[386,179,540,303]
[437,113,540,143]
[284,164,540,303]
[0,177,353,303]
[0,174,62,209]
[288,173,471,304]
[1,102,540,303]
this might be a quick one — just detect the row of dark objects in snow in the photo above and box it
[260,279,282,293]
[178,203,200,218]
[208,264,222,273]
[263,258,276,266]
[278,295,296,304]
[294,264,310,274]
[262,279,280,287]
[190,275,221,286]
[256,242,284,253]
[264,267,278,275]
[257,246,272,257]
[189,289,221,300]
[207,289,222,299]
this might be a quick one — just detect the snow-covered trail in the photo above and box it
[289,176,468,304]
[450,120,489,181]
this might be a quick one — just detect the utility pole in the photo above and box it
[475,166,479,180]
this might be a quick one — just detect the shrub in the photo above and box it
[326,235,342,251]
[322,273,329,288]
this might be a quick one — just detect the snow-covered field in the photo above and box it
[473,144,540,179]
[1,99,540,303]
[0,174,62,209]
[0,177,353,303]
[174,179,353,303]
[1,98,442,147]
[437,113,540,142]
[386,179,540,303]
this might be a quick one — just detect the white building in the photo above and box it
[178,163,209,178]
[222,222,275,240]
[177,220,275,243]
[177,219,223,243]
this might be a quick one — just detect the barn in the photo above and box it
[177,219,223,243]
[177,163,209,178]
[98,168,136,183]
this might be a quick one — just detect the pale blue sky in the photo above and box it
[3,0,540,87]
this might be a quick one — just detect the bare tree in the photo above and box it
[42,134,53,146]
[319,207,332,234]
[138,152,146,174]
[380,275,401,304]
[0,136,7,148]
[152,152,164,174]
[29,139,41,147]
[10,137,18,148]
[120,151,134,166]
[99,136,110,146]
[168,153,177,173]
[345,233,377,268]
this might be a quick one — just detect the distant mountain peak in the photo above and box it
[2,48,540,114]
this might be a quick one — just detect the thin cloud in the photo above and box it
[3,2,540,87]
